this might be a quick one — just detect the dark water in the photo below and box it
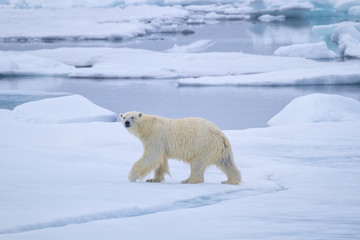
[1,19,359,130]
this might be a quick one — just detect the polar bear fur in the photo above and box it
[120,111,241,185]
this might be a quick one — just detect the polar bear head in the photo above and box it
[120,111,143,129]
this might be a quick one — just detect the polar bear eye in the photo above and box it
[131,117,135,119]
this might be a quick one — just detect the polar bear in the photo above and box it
[120,111,241,185]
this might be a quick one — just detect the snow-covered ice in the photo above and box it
[0,51,73,76]
[0,93,359,239]
[5,95,117,124]
[267,93,360,126]
[2,48,360,82]
[177,61,360,86]
[0,6,189,42]
[274,41,337,59]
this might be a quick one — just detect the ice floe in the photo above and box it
[2,47,359,83]
[177,61,360,86]
[267,93,360,126]
[0,6,189,42]
[6,95,117,124]
[0,51,73,76]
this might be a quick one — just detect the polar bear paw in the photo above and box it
[146,178,163,183]
[181,178,204,184]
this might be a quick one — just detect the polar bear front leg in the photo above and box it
[128,153,165,182]
[146,158,169,183]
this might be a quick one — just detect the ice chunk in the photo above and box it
[334,0,360,12]
[267,93,360,126]
[12,95,117,124]
[331,22,360,58]
[258,14,285,22]
[349,6,360,20]
[274,42,337,59]
[165,40,215,53]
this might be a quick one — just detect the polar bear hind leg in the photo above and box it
[181,159,207,184]
[216,153,241,185]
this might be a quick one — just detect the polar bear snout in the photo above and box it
[124,120,131,128]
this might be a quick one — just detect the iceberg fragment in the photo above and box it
[258,14,285,22]
[313,21,360,58]
[348,6,360,20]
[12,95,117,124]
[165,39,215,53]
[274,41,337,59]
[267,93,360,126]
[331,22,360,58]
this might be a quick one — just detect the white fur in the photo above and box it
[120,111,241,184]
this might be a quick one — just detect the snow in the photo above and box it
[0,94,359,239]
[274,41,337,59]
[267,93,360,126]
[6,95,117,124]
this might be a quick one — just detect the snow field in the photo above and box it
[0,93,359,239]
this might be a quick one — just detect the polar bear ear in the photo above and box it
[120,113,124,119]
[138,113,143,118]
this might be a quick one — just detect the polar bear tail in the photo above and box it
[218,136,242,185]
